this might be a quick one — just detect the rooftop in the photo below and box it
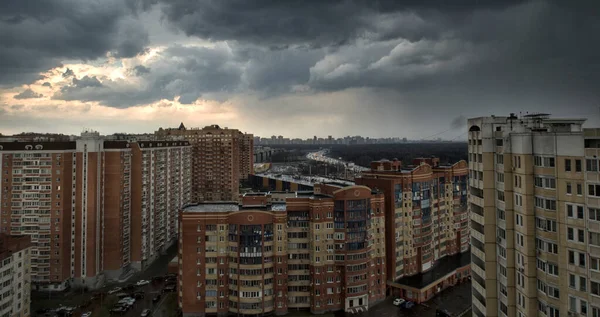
[395,251,471,289]
[183,203,240,213]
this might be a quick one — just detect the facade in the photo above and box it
[129,141,192,271]
[0,234,32,317]
[178,184,386,316]
[356,158,470,282]
[467,114,598,317]
[0,132,191,291]
[155,123,253,202]
[239,132,254,181]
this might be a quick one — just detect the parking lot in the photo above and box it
[336,281,472,317]
[32,246,178,317]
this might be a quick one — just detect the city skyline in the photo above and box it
[1,1,599,139]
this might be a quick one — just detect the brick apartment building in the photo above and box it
[0,234,32,317]
[0,132,191,290]
[178,183,386,316]
[156,123,254,202]
[355,157,471,302]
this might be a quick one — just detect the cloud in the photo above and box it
[131,65,151,76]
[42,82,52,87]
[52,44,244,107]
[14,88,43,99]
[62,68,74,78]
[0,0,150,86]
[450,115,467,130]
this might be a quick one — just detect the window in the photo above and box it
[576,159,582,172]
[567,182,572,194]
[566,159,572,171]
[591,208,600,221]
[580,276,587,292]
[497,190,505,202]
[592,281,600,296]
[577,183,583,195]
[547,263,559,276]
[592,257,600,271]
[535,176,556,189]
[548,307,559,317]
[590,184,600,197]
[590,232,600,246]
[497,172,504,183]
[587,159,598,172]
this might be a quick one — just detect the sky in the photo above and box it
[1,0,599,140]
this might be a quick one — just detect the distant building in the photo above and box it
[155,124,253,202]
[178,184,386,316]
[0,234,32,317]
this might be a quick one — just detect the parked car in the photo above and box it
[136,280,150,286]
[152,276,163,282]
[141,309,152,317]
[132,292,145,299]
[108,287,122,295]
[401,301,415,309]
[123,284,136,291]
[82,312,92,317]
[162,285,176,293]
[110,308,127,315]
[393,298,406,306]
[152,294,161,303]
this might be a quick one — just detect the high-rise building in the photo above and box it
[155,124,253,202]
[467,114,597,317]
[178,184,386,316]
[0,234,32,317]
[129,141,192,271]
[239,132,254,181]
[0,132,191,290]
[356,157,471,301]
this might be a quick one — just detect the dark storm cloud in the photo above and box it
[0,0,150,86]
[13,88,43,99]
[132,65,151,76]
[153,0,525,47]
[53,45,243,107]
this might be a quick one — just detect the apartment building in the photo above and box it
[0,141,75,290]
[356,157,471,302]
[0,234,32,317]
[156,123,253,202]
[239,132,254,181]
[130,141,192,271]
[467,114,597,317]
[178,184,386,316]
[0,132,191,290]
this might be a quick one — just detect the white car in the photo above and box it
[393,298,406,306]
[82,312,92,317]
[108,287,122,294]
[136,280,150,286]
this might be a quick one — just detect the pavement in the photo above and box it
[333,281,472,317]
[31,244,178,317]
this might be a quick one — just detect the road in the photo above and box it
[306,150,369,172]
